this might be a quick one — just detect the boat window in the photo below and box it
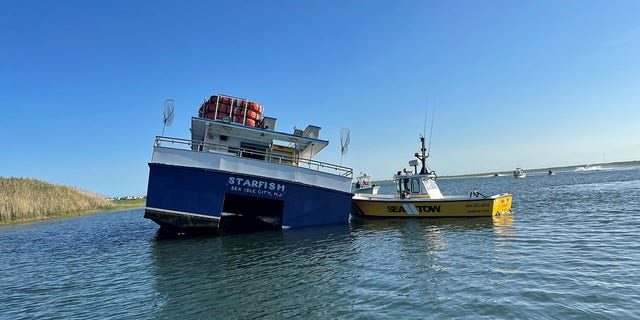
[270,144,295,165]
[396,178,410,194]
[240,142,268,160]
[411,179,421,193]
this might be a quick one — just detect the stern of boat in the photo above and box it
[492,194,513,215]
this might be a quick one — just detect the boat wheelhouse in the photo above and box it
[144,94,353,234]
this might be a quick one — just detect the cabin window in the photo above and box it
[270,144,295,165]
[411,179,421,193]
[240,142,268,160]
[396,178,410,194]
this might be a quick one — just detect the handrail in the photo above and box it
[154,136,353,178]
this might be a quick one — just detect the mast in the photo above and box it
[415,135,428,174]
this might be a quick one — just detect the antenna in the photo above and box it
[427,107,435,157]
[340,128,351,166]
[423,97,429,136]
[161,99,175,136]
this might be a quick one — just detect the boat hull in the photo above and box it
[351,194,512,218]
[145,163,353,233]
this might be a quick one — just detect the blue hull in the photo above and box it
[145,163,352,232]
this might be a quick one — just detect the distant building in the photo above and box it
[108,195,147,201]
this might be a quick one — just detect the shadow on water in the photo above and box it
[148,223,356,318]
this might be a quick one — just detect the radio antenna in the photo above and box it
[423,97,429,136]
[427,106,435,158]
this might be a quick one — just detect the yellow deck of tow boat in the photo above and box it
[351,193,513,218]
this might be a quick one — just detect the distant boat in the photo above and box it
[354,173,380,194]
[548,170,556,176]
[514,168,526,178]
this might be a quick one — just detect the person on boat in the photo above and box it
[548,170,553,175]
[356,180,361,189]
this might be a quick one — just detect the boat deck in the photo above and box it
[352,193,508,202]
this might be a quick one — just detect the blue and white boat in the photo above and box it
[144,94,353,234]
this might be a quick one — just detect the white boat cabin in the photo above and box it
[394,170,443,199]
[387,137,443,199]
[191,116,327,168]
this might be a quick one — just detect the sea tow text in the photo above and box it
[387,205,441,213]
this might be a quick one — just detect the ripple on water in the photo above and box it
[1,169,640,319]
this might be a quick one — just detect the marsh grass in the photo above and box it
[0,177,115,224]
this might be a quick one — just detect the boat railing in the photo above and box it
[155,136,353,178]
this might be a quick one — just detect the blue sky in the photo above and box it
[1,0,639,197]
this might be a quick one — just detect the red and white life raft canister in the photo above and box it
[198,95,264,127]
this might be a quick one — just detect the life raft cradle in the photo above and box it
[199,94,264,127]
[207,94,263,113]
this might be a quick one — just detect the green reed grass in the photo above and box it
[0,177,114,224]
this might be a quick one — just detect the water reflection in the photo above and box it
[149,224,355,319]
[148,214,519,318]
[350,215,499,231]
[492,214,514,227]
[492,213,515,237]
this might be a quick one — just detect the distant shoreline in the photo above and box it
[108,198,146,211]
[447,160,640,178]
[367,160,640,183]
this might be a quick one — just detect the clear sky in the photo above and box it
[2,0,639,197]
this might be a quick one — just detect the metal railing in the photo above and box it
[154,136,353,178]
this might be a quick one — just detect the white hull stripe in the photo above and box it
[402,203,419,215]
[145,207,220,220]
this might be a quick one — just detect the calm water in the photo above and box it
[1,167,639,319]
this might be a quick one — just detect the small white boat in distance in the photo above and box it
[354,173,380,194]
[514,168,526,178]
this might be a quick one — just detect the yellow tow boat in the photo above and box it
[351,136,512,218]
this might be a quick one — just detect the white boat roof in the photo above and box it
[190,117,328,159]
